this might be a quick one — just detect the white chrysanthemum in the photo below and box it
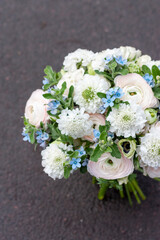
[63,48,94,72]
[74,74,110,113]
[41,143,66,180]
[56,108,93,139]
[107,103,147,138]
[57,68,84,96]
[138,129,160,168]
[91,48,121,72]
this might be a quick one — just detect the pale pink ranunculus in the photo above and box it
[114,73,158,109]
[83,113,105,142]
[144,166,160,178]
[25,89,49,128]
[87,152,134,180]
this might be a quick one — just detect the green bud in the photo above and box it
[118,139,136,159]
[87,63,95,75]
[128,63,140,73]
[144,108,157,124]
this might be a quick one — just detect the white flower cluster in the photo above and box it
[107,103,147,138]
[56,108,93,139]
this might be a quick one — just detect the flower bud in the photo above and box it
[144,108,157,124]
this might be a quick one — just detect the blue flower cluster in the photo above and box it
[100,87,124,113]
[93,129,100,142]
[48,100,60,115]
[143,73,155,87]
[104,55,127,66]
[42,78,49,89]
[22,128,31,143]
[36,130,49,148]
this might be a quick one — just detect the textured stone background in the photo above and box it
[1,0,160,239]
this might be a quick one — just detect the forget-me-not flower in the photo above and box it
[82,158,88,167]
[22,128,31,143]
[115,56,127,66]
[143,73,155,87]
[48,100,60,115]
[76,146,86,157]
[36,130,49,148]
[102,96,115,108]
[70,158,81,170]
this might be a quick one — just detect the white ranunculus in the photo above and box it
[120,46,141,61]
[136,55,152,67]
[57,68,84,96]
[114,73,158,109]
[25,89,49,127]
[87,153,134,180]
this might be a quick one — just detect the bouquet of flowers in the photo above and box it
[22,46,160,205]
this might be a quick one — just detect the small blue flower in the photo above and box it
[48,100,60,115]
[143,73,155,87]
[82,158,88,167]
[102,96,115,108]
[158,65,160,70]
[107,87,119,96]
[99,105,106,114]
[104,56,113,64]
[22,128,30,143]
[77,146,86,157]
[115,56,127,66]
[108,132,114,138]
[42,78,49,86]
[36,130,49,148]
[70,158,81,170]
[93,129,100,139]
[114,88,124,98]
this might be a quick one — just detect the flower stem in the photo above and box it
[98,183,108,200]
[128,181,141,204]
[92,176,97,184]
[131,179,146,200]
[154,178,160,181]
[125,184,133,206]
[119,187,124,198]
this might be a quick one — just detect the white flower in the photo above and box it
[136,55,152,67]
[91,48,121,72]
[87,152,134,180]
[114,73,158,109]
[74,74,110,113]
[119,46,141,61]
[107,103,147,138]
[63,48,94,72]
[145,60,160,69]
[56,108,93,139]
[57,68,84,96]
[41,142,67,180]
[138,122,160,168]
[25,89,49,127]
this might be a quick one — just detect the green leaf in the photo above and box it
[152,85,160,99]
[115,68,129,76]
[111,143,121,159]
[70,151,79,158]
[60,82,67,95]
[30,129,36,144]
[43,93,54,99]
[80,166,87,174]
[97,92,106,99]
[152,65,160,81]
[99,125,106,133]
[90,145,104,162]
[142,65,151,75]
[44,66,56,81]
[60,134,73,145]
[95,70,113,81]
[106,146,112,153]
[64,166,72,179]
[68,85,74,98]
[99,131,107,141]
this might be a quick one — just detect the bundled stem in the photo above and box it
[98,183,109,200]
